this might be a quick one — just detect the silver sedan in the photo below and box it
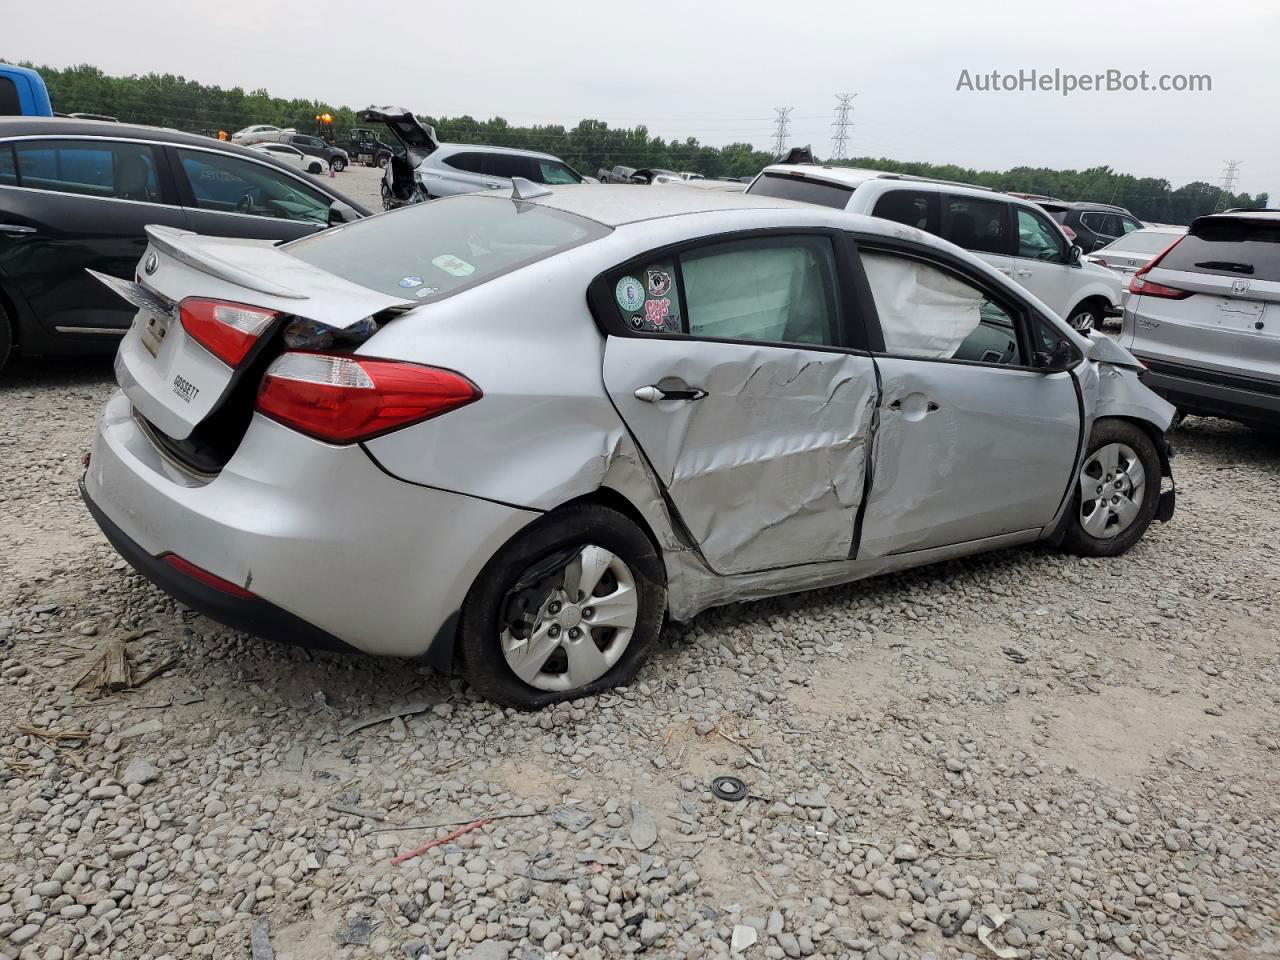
[83,183,1176,708]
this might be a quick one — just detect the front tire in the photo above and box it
[377,155,389,169]
[330,157,346,172]
[458,504,666,709]
[1060,419,1161,557]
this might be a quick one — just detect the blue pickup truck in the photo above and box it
[0,64,53,117]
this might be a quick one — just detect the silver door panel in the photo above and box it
[859,360,1080,557]
[604,337,878,575]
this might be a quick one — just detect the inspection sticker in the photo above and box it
[432,255,475,277]
[616,275,646,312]
[398,275,424,288]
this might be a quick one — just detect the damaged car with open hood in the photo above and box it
[360,106,586,210]
[81,180,1176,709]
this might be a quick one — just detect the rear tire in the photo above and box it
[1067,301,1103,332]
[1060,419,1161,557]
[377,155,389,169]
[458,504,666,710]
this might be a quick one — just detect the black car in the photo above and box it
[277,132,350,172]
[1037,200,1144,253]
[0,118,369,370]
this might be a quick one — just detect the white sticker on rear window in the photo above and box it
[616,275,646,312]
[432,254,475,277]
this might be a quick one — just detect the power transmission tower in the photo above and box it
[830,93,856,161]
[771,107,794,158]
[1217,159,1242,210]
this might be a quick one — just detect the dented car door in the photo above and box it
[600,233,877,575]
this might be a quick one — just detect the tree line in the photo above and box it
[13,60,1268,223]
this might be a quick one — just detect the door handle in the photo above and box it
[1015,268,1033,277]
[634,384,708,403]
[0,224,36,235]
[996,267,1013,276]
[484,182,502,189]
[888,397,940,413]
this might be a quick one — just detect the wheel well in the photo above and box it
[1071,295,1111,318]
[556,488,665,562]
[0,283,19,347]
[1097,414,1172,477]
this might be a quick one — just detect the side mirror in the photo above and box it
[1032,337,1076,372]
[328,200,359,227]
[1066,244,1083,266]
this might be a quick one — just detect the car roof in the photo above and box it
[523,183,824,227]
[436,142,564,163]
[757,163,997,196]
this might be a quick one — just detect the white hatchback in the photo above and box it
[748,165,1125,331]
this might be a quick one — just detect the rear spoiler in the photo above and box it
[145,225,306,299]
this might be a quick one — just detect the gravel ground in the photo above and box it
[2,346,1279,960]
[332,164,386,214]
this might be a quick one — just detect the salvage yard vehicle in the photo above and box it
[360,106,584,209]
[249,142,326,175]
[1089,226,1186,285]
[82,183,1175,709]
[0,63,53,117]
[1037,199,1144,254]
[276,132,349,172]
[1121,209,1279,428]
[343,127,395,168]
[746,164,1125,331]
[231,124,293,147]
[0,117,368,370]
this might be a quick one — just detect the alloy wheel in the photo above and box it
[1078,442,1145,539]
[500,545,639,693]
[1069,309,1096,332]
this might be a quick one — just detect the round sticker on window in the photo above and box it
[615,275,646,312]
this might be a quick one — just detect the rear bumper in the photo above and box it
[1138,357,1280,425]
[84,390,539,659]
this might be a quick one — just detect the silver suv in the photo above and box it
[1121,210,1279,427]
[360,107,584,210]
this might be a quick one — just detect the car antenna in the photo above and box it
[511,177,553,201]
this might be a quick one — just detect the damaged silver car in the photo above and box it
[82,182,1176,708]
[360,107,585,210]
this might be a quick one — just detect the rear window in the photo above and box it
[1099,230,1181,256]
[0,77,19,116]
[1160,219,1280,283]
[747,172,852,210]
[285,194,610,299]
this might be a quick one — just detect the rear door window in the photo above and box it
[14,139,162,202]
[746,172,853,210]
[1160,219,1280,283]
[536,160,582,185]
[873,189,940,234]
[944,195,1010,254]
[0,77,19,116]
[444,152,485,174]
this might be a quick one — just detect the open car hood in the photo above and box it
[358,107,439,154]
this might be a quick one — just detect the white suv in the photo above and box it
[747,165,1124,331]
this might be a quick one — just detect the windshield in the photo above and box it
[1098,230,1181,256]
[747,172,852,210]
[285,195,610,299]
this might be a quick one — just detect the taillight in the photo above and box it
[180,298,278,367]
[256,353,480,444]
[1128,236,1191,299]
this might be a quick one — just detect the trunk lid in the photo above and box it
[98,224,412,443]
[358,107,440,157]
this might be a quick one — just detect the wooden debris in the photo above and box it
[71,634,175,694]
[15,724,90,742]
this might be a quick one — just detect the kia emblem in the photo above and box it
[144,252,158,276]
[1232,279,1250,295]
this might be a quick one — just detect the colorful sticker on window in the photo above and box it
[399,275,424,288]
[432,254,475,277]
[644,298,671,328]
[646,269,672,297]
[616,275,646,312]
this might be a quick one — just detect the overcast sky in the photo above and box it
[7,0,1275,195]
